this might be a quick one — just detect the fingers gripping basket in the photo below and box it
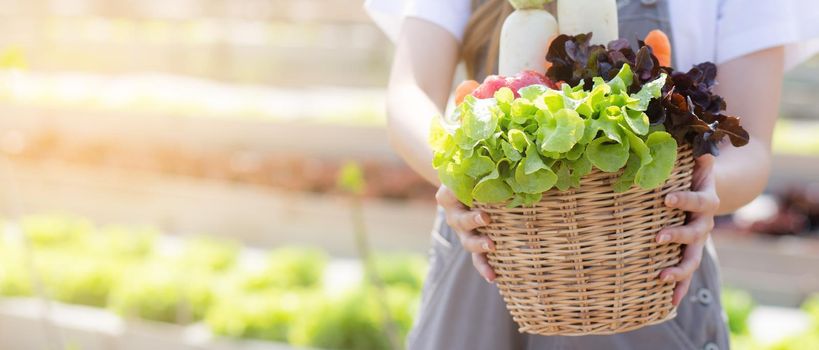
[476,147,694,336]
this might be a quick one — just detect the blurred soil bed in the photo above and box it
[0,130,434,202]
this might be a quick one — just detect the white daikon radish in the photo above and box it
[499,0,558,76]
[557,0,619,45]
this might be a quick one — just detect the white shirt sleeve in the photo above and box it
[716,0,819,70]
[364,0,473,42]
[668,0,719,71]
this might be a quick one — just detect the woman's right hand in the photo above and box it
[435,185,496,283]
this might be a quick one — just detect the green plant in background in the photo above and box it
[185,271,220,320]
[107,262,213,324]
[771,332,819,350]
[177,236,239,272]
[264,247,328,288]
[206,290,308,342]
[337,161,366,195]
[723,287,756,335]
[108,263,183,323]
[384,286,421,342]
[289,288,392,350]
[289,286,420,350]
[337,161,404,349]
[80,225,156,260]
[35,251,122,307]
[803,294,819,330]
[0,218,159,305]
[21,215,93,248]
[1,213,430,348]
[375,254,428,291]
[237,247,328,291]
[0,242,33,296]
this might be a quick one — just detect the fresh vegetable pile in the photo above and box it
[431,32,749,207]
[546,33,750,157]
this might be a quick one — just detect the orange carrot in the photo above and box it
[644,29,671,67]
[455,80,480,105]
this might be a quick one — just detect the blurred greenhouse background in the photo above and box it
[0,0,818,349]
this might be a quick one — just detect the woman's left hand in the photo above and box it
[658,154,719,306]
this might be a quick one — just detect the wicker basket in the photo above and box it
[475,147,694,336]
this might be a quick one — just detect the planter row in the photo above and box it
[0,105,435,201]
[0,159,437,256]
[713,232,819,306]
[0,298,304,350]
[0,106,397,159]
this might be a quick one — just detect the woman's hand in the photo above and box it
[658,155,720,306]
[435,186,496,283]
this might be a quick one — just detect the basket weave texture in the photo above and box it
[476,147,694,336]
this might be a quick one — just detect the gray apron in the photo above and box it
[407,1,729,349]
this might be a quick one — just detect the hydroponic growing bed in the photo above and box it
[0,215,426,350]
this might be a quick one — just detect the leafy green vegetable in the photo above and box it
[462,151,495,178]
[375,254,428,291]
[437,161,476,205]
[37,252,122,307]
[472,168,514,203]
[613,154,641,192]
[0,243,33,297]
[629,73,666,112]
[625,130,652,165]
[514,160,557,194]
[108,262,211,324]
[21,214,93,248]
[586,136,630,172]
[177,237,239,272]
[546,34,749,158]
[508,129,530,151]
[624,109,650,135]
[537,109,585,153]
[461,96,500,141]
[554,161,572,191]
[432,62,689,206]
[289,288,393,350]
[634,132,677,189]
[585,112,623,144]
[269,248,327,288]
[206,290,307,342]
[238,247,328,291]
[501,140,522,161]
[567,156,593,187]
[82,226,156,259]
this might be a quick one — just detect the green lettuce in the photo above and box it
[432,65,680,206]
